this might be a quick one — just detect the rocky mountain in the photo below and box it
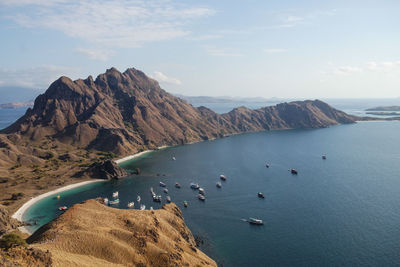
[0,67,356,159]
[28,199,217,267]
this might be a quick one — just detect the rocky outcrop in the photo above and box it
[27,199,217,267]
[76,160,128,180]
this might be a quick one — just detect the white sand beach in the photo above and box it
[115,146,169,164]
[12,179,105,225]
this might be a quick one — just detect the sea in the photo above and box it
[2,99,400,266]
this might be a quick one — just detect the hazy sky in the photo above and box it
[0,0,399,99]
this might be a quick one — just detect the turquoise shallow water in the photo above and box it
[24,121,400,266]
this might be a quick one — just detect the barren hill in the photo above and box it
[27,199,217,267]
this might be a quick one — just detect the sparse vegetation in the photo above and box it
[97,151,116,160]
[0,233,27,250]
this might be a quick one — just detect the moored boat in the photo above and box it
[248,218,263,225]
[198,188,205,195]
[258,192,265,198]
[112,191,119,198]
[140,204,146,210]
[153,195,162,202]
[163,188,169,194]
[266,163,270,168]
[198,194,206,201]
[127,202,135,208]
[190,183,200,189]
[137,195,141,202]
[58,206,67,211]
[183,200,188,207]
[109,199,119,205]
[159,182,166,187]
[220,174,227,181]
[166,196,171,203]
[290,169,298,175]
[103,198,109,205]
[216,182,222,188]
[322,155,327,159]
[175,182,181,188]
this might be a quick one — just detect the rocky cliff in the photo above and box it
[0,67,356,158]
[27,199,217,267]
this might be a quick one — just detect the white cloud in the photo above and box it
[324,61,400,76]
[0,65,80,89]
[149,71,181,85]
[76,48,115,61]
[336,66,362,74]
[264,48,286,53]
[2,0,215,54]
[186,34,222,41]
[286,15,304,23]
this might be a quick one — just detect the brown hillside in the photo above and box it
[27,199,217,267]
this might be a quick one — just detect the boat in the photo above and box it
[159,182,166,187]
[112,191,119,198]
[109,199,120,205]
[190,183,200,189]
[166,196,171,203]
[266,163,270,168]
[248,218,263,225]
[150,187,155,196]
[183,200,188,207]
[56,195,61,199]
[198,188,205,195]
[150,207,154,210]
[175,182,181,188]
[137,195,141,202]
[216,182,222,188]
[140,204,146,210]
[172,156,176,161]
[198,194,206,201]
[290,169,298,175]
[220,174,227,181]
[58,206,67,211]
[258,192,265,198]
[103,198,109,205]
[163,188,169,194]
[153,195,162,202]
[127,202,135,208]
[322,155,327,159]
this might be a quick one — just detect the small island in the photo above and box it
[365,106,400,111]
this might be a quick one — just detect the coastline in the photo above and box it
[115,145,169,164]
[12,179,104,233]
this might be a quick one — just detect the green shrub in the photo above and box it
[0,233,27,249]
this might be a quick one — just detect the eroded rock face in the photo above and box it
[27,199,217,267]
[77,160,128,180]
[1,67,356,158]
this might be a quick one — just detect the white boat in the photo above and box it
[198,188,205,195]
[172,156,176,161]
[175,182,181,188]
[163,188,169,194]
[248,218,263,225]
[216,182,222,188]
[109,199,119,205]
[140,204,146,210]
[150,207,154,210]
[153,195,162,202]
[159,182,166,187]
[103,198,109,205]
[166,196,171,203]
[190,183,200,189]
[137,195,141,202]
[112,191,119,198]
[220,174,227,181]
[127,202,135,208]
[58,206,67,211]
[198,194,206,201]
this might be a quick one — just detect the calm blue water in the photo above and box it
[23,121,400,266]
[0,107,29,130]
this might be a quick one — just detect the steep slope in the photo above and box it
[1,67,356,158]
[28,199,217,267]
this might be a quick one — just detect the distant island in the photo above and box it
[365,106,400,111]
[366,111,400,116]
[0,101,33,109]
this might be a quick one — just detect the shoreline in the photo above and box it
[115,145,169,164]
[12,179,104,233]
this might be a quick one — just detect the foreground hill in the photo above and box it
[27,199,216,267]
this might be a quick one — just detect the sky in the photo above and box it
[0,0,399,101]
